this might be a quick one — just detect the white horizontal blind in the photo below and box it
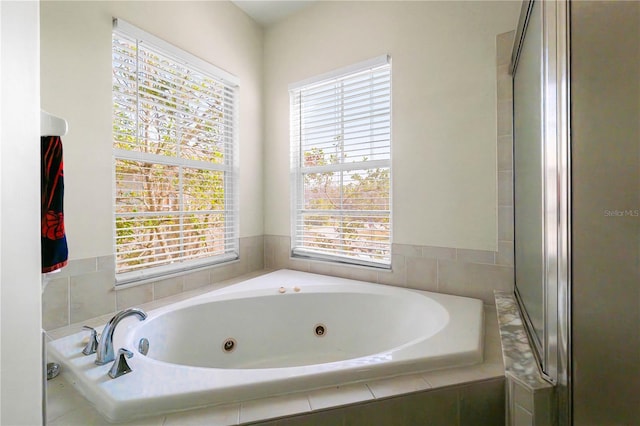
[112,20,239,284]
[290,57,392,267]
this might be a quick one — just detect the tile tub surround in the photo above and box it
[494,291,554,425]
[265,236,513,306]
[46,281,504,425]
[44,235,511,330]
[42,235,264,330]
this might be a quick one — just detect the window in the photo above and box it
[290,56,392,267]
[112,19,239,284]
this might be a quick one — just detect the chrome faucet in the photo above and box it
[95,308,147,365]
[108,348,134,379]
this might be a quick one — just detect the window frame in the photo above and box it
[289,55,392,268]
[112,19,239,285]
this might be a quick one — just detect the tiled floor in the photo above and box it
[45,273,504,426]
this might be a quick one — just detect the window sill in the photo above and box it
[114,257,240,290]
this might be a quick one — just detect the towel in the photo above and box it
[41,135,68,273]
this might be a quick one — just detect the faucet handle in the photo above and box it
[108,348,133,379]
[81,326,99,356]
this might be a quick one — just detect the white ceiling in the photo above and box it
[232,1,315,27]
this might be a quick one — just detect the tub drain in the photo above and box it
[314,324,327,337]
[222,338,236,353]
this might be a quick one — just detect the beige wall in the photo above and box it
[263,1,521,251]
[571,2,640,424]
[40,1,264,260]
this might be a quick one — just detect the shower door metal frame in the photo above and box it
[510,0,571,424]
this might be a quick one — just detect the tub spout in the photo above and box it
[95,308,147,365]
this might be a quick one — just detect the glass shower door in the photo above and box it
[510,1,571,422]
[513,0,544,354]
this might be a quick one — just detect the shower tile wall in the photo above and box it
[42,235,264,330]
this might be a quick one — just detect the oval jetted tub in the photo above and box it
[47,269,484,422]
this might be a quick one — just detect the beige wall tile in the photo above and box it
[329,263,378,283]
[377,254,406,286]
[497,30,515,66]
[116,283,153,311]
[497,73,513,101]
[337,265,378,283]
[209,263,231,283]
[513,380,534,412]
[341,398,404,426]
[457,249,496,264]
[458,378,505,425]
[497,99,513,137]
[226,260,248,278]
[497,135,513,172]
[55,257,97,278]
[71,313,114,332]
[423,364,500,389]
[308,261,332,276]
[42,277,69,330]
[263,235,278,269]
[70,270,116,324]
[421,245,457,260]
[438,260,513,304]
[240,394,310,424]
[307,384,373,411]
[498,206,514,241]
[392,243,422,258]
[406,257,437,292]
[46,400,120,425]
[401,387,459,425]
[496,240,514,266]
[248,240,265,272]
[182,270,210,291]
[514,404,534,426]
[498,170,513,207]
[96,255,115,271]
[289,259,383,284]
[367,375,431,399]
[153,276,184,300]
[164,403,239,426]
[240,236,264,272]
[274,235,292,269]
[235,256,252,277]
[287,257,310,273]
[533,387,555,426]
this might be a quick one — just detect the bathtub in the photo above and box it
[47,269,484,422]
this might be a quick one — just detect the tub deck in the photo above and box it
[46,270,504,425]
